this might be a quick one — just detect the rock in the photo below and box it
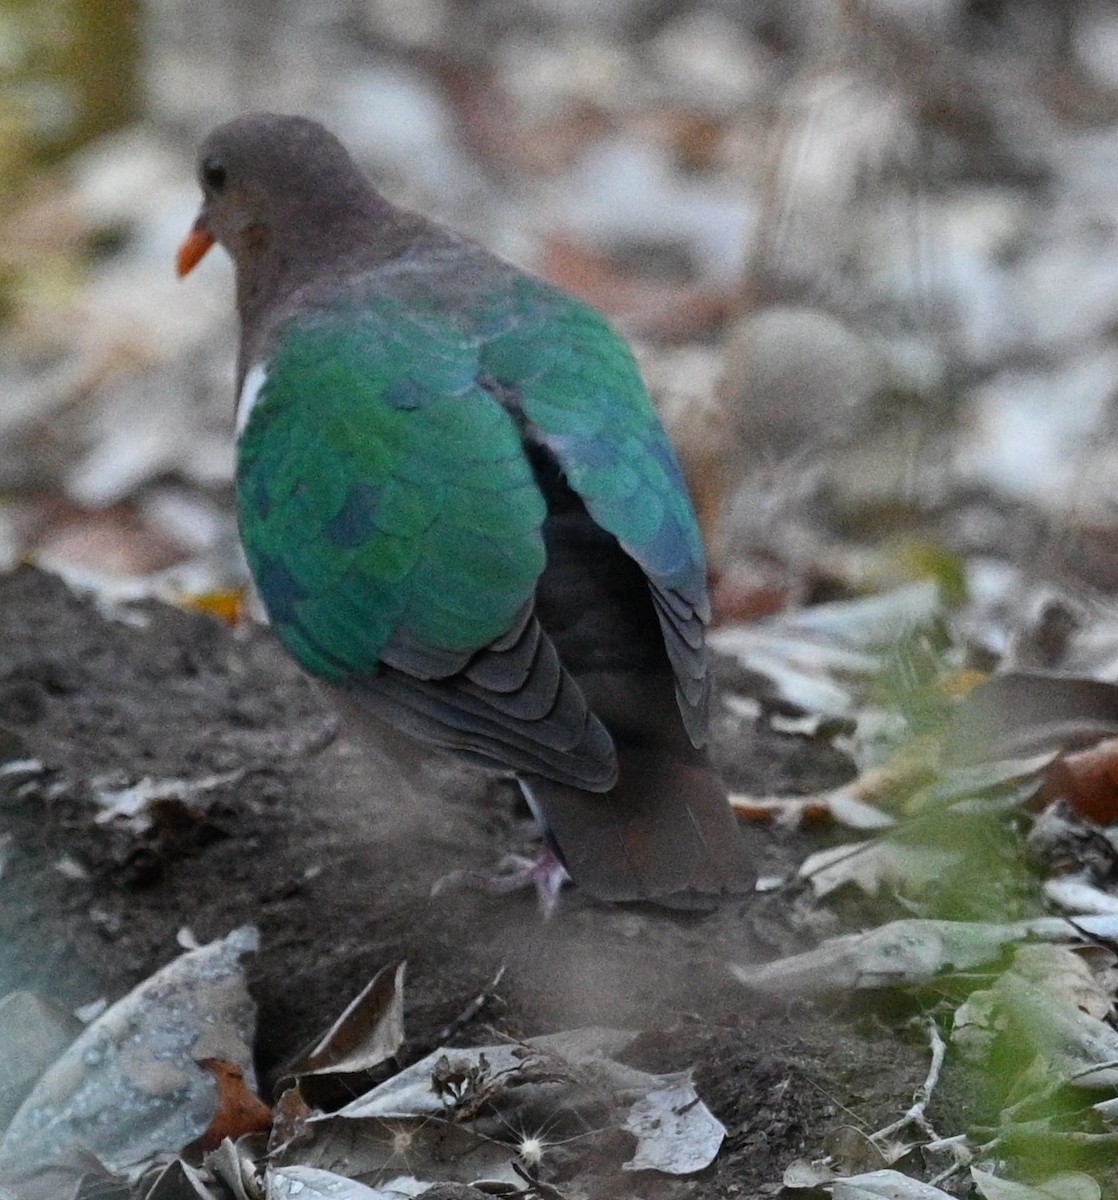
[720,306,887,462]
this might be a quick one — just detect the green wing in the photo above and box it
[236,300,616,788]
[478,278,711,742]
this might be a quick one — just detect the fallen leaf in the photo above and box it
[729,784,896,832]
[710,582,944,717]
[0,1146,123,1200]
[289,1115,516,1188]
[948,672,1118,765]
[188,1059,273,1152]
[621,1074,726,1174]
[833,1168,956,1199]
[92,769,244,833]
[1011,943,1118,1021]
[823,1125,892,1173]
[266,1163,434,1198]
[799,839,960,898]
[325,1027,632,1123]
[971,1167,1101,1200]
[954,944,1118,1090]
[729,794,835,829]
[312,1027,723,1179]
[902,753,1054,816]
[143,1155,223,1199]
[204,1135,265,1200]
[268,1086,315,1155]
[783,1157,839,1189]
[290,961,406,1078]
[732,917,1118,997]
[828,738,942,815]
[0,925,259,1175]
[1042,737,1118,824]
[1045,876,1118,916]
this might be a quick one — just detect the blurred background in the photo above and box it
[4,0,1118,632]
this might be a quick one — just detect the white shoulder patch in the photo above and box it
[236,363,268,436]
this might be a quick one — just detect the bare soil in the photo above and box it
[0,566,950,1196]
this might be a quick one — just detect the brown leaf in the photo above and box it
[268,1084,314,1155]
[710,569,792,625]
[1043,738,1118,825]
[31,505,185,578]
[663,112,729,173]
[188,1058,272,1153]
[540,236,733,340]
[729,794,832,828]
[289,960,406,1078]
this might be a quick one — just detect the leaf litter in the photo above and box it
[15,561,1118,1195]
[712,571,1118,1191]
[291,1024,725,1189]
[0,936,726,1197]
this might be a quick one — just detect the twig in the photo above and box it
[431,964,507,1049]
[1064,1057,1118,1084]
[924,1134,973,1188]
[870,1018,947,1145]
[512,1158,569,1199]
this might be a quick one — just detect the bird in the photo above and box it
[177,113,752,907]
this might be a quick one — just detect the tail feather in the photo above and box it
[521,745,753,907]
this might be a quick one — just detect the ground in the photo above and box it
[0,565,952,1195]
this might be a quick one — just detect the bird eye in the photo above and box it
[201,157,227,192]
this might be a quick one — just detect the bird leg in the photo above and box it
[431,845,570,918]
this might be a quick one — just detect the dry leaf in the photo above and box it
[954,944,1118,1090]
[540,236,732,340]
[621,1074,726,1174]
[143,1155,223,1199]
[1045,876,1118,916]
[268,1086,315,1155]
[313,1027,723,1179]
[949,673,1118,765]
[799,839,960,898]
[0,925,259,1174]
[833,1168,955,1199]
[732,917,1118,997]
[971,1168,1101,1200]
[176,588,246,624]
[291,961,406,1078]
[188,1059,273,1153]
[1042,737,1118,824]
[265,1164,420,1199]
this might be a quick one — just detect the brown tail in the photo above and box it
[521,745,753,907]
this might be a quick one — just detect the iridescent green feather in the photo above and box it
[237,274,707,732]
[236,302,546,683]
[478,277,707,606]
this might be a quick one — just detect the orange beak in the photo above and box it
[176,217,215,277]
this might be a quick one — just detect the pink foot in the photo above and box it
[432,846,570,917]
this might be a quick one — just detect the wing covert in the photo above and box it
[478,279,712,742]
